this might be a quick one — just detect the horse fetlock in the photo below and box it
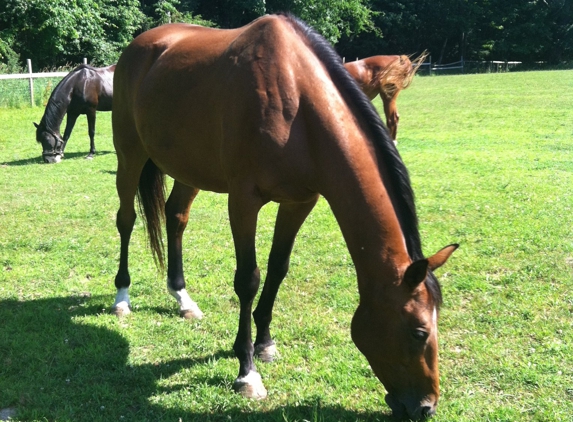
[254,342,279,363]
[232,371,267,399]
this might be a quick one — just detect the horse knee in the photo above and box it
[234,267,261,301]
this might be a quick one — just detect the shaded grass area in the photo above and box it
[1,70,573,421]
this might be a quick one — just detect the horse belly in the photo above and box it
[142,127,229,193]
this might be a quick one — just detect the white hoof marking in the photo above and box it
[113,287,131,316]
[168,287,203,319]
[255,343,279,363]
[233,371,267,399]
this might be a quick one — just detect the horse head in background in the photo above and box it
[345,53,427,141]
[34,64,115,163]
[111,15,455,420]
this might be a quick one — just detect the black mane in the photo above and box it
[283,14,442,307]
[39,65,94,133]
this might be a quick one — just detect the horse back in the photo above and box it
[64,64,114,113]
[113,17,338,199]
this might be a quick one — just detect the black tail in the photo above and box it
[137,159,166,268]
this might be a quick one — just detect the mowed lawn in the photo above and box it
[1,70,572,421]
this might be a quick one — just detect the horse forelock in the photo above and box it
[282,14,442,307]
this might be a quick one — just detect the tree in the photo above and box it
[0,0,144,69]
[191,0,375,44]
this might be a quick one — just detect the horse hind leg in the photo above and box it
[253,197,318,363]
[228,185,267,399]
[86,109,97,159]
[113,159,146,315]
[112,127,149,316]
[165,181,203,319]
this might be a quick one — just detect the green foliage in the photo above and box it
[0,33,21,73]
[1,71,573,420]
[266,0,376,44]
[2,0,572,69]
[0,0,144,68]
[337,0,573,64]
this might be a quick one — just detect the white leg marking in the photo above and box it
[233,371,267,399]
[168,286,203,319]
[113,287,131,316]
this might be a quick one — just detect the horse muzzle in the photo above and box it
[42,152,63,164]
[385,393,437,420]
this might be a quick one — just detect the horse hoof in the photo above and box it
[232,371,267,399]
[85,155,94,160]
[255,343,278,363]
[112,302,131,317]
[180,306,203,320]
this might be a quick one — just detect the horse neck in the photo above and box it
[41,76,74,134]
[316,125,411,296]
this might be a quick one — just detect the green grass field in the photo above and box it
[1,70,572,421]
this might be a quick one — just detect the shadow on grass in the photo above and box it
[1,151,115,166]
[0,296,392,422]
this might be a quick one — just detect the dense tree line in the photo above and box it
[0,0,571,72]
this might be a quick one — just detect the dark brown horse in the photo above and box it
[344,54,426,141]
[34,64,115,163]
[111,15,456,420]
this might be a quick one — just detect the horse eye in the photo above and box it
[412,329,429,342]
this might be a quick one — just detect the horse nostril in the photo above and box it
[421,405,436,418]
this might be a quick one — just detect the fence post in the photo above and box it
[429,55,432,76]
[27,59,34,107]
[83,58,87,65]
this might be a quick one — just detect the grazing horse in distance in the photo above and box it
[344,54,426,141]
[34,64,115,163]
[111,15,456,420]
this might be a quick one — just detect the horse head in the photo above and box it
[351,244,458,420]
[34,122,64,163]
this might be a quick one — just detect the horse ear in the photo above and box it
[403,244,459,289]
[33,122,39,128]
[403,259,429,289]
[427,244,459,271]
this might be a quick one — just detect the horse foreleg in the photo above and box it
[228,186,267,399]
[253,197,318,362]
[165,181,203,319]
[86,110,97,159]
[112,157,147,316]
[382,95,400,142]
[62,113,79,155]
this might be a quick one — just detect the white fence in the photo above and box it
[418,56,522,74]
[342,55,522,75]
[0,58,87,107]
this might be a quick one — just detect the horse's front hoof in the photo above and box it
[255,343,279,363]
[112,302,131,317]
[180,306,204,320]
[232,371,267,399]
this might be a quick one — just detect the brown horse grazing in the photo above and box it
[111,14,456,420]
[344,54,426,141]
[34,64,115,163]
